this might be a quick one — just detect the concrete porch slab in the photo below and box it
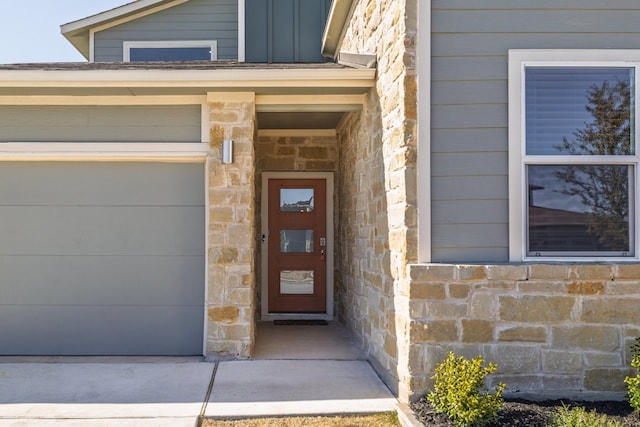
[205,360,397,418]
[253,322,366,360]
[0,362,214,425]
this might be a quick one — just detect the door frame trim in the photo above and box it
[260,171,334,321]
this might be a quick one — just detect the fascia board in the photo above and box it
[0,69,376,88]
[61,0,177,34]
[321,0,355,59]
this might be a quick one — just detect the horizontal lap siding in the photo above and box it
[94,0,238,62]
[430,0,640,262]
[0,105,201,142]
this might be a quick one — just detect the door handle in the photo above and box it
[320,249,325,261]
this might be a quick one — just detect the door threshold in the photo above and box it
[261,313,333,322]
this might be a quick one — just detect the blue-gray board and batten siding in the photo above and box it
[94,0,238,62]
[430,0,640,263]
[93,0,331,63]
[245,0,332,62]
[0,162,205,356]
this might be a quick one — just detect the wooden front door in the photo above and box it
[267,179,326,313]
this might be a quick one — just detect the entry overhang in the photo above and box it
[0,65,375,97]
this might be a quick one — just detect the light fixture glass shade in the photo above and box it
[222,139,233,163]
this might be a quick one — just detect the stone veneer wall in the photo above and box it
[254,134,340,315]
[336,0,418,401]
[408,263,640,399]
[206,93,256,358]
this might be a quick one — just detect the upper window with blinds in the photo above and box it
[508,51,640,261]
[525,67,634,156]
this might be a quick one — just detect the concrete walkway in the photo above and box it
[0,323,398,426]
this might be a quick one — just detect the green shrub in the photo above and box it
[546,404,623,427]
[625,337,640,412]
[427,352,506,427]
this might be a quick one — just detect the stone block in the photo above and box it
[275,146,296,156]
[461,319,494,343]
[458,265,486,281]
[226,288,252,306]
[483,280,516,291]
[210,111,240,123]
[499,295,575,322]
[517,281,566,294]
[211,247,238,264]
[486,265,528,281]
[470,292,496,318]
[424,301,467,318]
[543,350,582,374]
[567,281,605,295]
[492,375,543,392]
[528,264,570,280]
[615,264,640,279]
[569,265,614,280]
[298,146,328,159]
[408,345,425,373]
[303,160,337,170]
[410,283,446,300]
[498,326,547,343]
[486,345,541,374]
[409,264,456,281]
[208,306,239,323]
[584,352,622,367]
[541,375,582,391]
[221,323,252,341]
[449,283,471,299]
[209,206,234,223]
[551,325,619,351]
[606,281,640,295]
[384,333,398,359]
[584,369,630,391]
[411,320,458,343]
[582,298,640,324]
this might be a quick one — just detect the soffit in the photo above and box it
[0,63,375,130]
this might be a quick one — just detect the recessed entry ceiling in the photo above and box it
[257,112,345,130]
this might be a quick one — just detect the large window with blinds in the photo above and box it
[509,51,639,260]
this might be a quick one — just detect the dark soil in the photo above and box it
[410,398,640,427]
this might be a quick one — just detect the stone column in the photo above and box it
[206,92,256,359]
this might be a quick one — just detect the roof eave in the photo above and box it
[60,0,183,60]
[0,67,376,89]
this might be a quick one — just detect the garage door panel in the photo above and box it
[0,206,204,256]
[0,305,204,356]
[0,255,204,305]
[0,162,205,356]
[0,162,204,206]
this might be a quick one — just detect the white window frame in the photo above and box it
[123,40,218,62]
[509,49,640,262]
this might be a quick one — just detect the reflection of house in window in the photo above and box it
[529,205,599,252]
[280,196,314,212]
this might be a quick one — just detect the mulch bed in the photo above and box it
[410,398,640,426]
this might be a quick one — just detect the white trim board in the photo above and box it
[417,0,431,263]
[260,171,335,321]
[123,40,218,62]
[238,0,245,62]
[0,142,209,161]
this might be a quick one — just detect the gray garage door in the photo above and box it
[0,162,205,356]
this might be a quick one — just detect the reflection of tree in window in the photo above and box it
[554,79,631,251]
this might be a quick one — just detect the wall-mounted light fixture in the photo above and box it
[222,139,233,164]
